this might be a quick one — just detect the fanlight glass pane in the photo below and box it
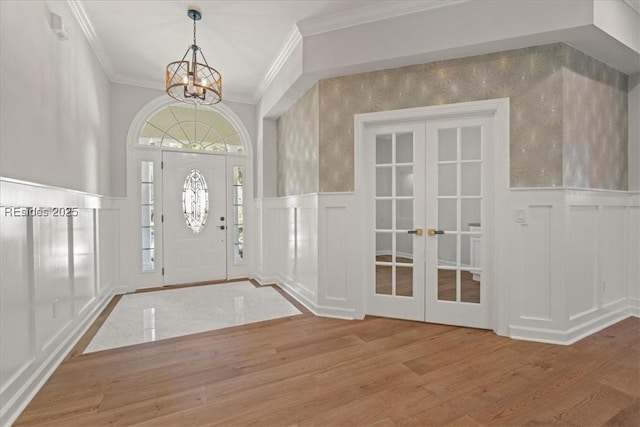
[138,104,245,154]
[182,169,209,233]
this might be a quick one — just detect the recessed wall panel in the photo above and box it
[567,206,598,318]
[521,206,552,320]
[325,207,347,301]
[73,209,96,315]
[0,215,33,390]
[33,215,72,351]
[600,207,626,306]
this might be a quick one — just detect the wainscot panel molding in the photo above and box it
[0,178,120,426]
[505,188,639,345]
[255,193,360,318]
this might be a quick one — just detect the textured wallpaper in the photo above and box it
[276,43,628,194]
[562,48,628,190]
[277,84,319,196]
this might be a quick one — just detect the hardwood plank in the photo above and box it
[14,297,639,426]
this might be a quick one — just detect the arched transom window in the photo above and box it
[139,104,245,153]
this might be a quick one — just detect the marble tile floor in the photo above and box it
[84,281,302,353]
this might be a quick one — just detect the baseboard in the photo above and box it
[275,277,319,316]
[509,309,632,345]
[627,297,640,317]
[0,291,114,427]
[314,304,358,320]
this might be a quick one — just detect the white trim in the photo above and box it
[66,0,114,78]
[510,311,633,346]
[124,95,255,288]
[354,98,510,330]
[254,26,303,103]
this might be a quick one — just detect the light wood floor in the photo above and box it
[16,284,639,426]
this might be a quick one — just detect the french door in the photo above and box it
[366,114,493,329]
[162,151,227,285]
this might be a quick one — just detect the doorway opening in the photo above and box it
[126,98,253,289]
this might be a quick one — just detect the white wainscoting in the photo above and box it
[255,193,360,318]
[504,188,639,344]
[0,178,119,426]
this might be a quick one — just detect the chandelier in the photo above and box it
[166,9,222,105]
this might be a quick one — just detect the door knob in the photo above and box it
[218,225,225,230]
[407,228,424,236]
[428,228,444,236]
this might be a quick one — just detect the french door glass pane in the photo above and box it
[438,268,457,301]
[376,200,392,229]
[461,198,481,231]
[396,266,413,297]
[461,126,481,160]
[376,134,393,164]
[396,166,413,197]
[438,164,456,196]
[396,133,413,163]
[396,199,413,230]
[438,199,457,231]
[376,264,392,295]
[461,163,481,196]
[437,233,456,266]
[376,168,392,197]
[438,128,457,161]
[461,270,481,303]
[396,232,413,261]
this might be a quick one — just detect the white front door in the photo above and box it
[365,112,494,329]
[162,151,227,285]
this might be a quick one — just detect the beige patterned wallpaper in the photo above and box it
[277,84,319,196]
[276,43,628,194]
[562,48,628,190]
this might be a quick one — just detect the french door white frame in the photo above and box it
[354,98,510,335]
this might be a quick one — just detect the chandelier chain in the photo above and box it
[193,16,197,47]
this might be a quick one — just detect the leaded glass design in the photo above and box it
[232,166,244,263]
[182,169,209,233]
[141,161,155,271]
[139,105,245,153]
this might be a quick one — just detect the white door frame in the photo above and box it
[354,98,510,335]
[122,95,255,291]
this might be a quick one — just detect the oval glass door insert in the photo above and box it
[182,169,209,233]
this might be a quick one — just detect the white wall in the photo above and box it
[0,180,119,426]
[629,72,640,192]
[255,193,360,319]
[0,1,112,196]
[502,189,639,344]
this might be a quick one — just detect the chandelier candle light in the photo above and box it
[166,8,222,105]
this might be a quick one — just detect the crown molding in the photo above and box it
[623,0,640,13]
[66,0,114,78]
[297,0,469,37]
[253,25,303,104]
[253,0,468,103]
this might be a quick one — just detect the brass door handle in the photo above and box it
[428,228,444,236]
[407,228,424,236]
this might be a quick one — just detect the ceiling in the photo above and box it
[77,0,397,102]
[75,0,639,105]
